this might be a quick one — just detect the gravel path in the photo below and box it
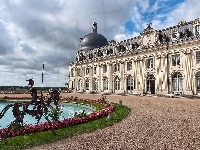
[7,93,200,149]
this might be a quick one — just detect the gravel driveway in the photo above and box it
[19,93,200,149]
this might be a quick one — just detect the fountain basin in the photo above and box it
[0,100,95,129]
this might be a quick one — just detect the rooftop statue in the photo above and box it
[92,22,97,33]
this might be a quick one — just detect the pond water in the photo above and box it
[0,101,95,129]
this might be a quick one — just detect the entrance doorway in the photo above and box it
[172,73,183,94]
[114,76,120,93]
[127,76,134,93]
[196,72,200,94]
[146,75,155,94]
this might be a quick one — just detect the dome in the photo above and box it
[80,22,108,51]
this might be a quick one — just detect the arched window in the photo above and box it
[114,77,120,91]
[127,76,133,90]
[172,73,183,94]
[103,77,108,91]
[93,78,98,91]
[85,79,90,90]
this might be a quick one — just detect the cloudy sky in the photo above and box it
[0,0,199,87]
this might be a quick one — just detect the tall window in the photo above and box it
[103,64,107,73]
[114,77,120,90]
[127,76,133,90]
[196,51,200,64]
[86,68,90,75]
[172,54,180,66]
[146,58,153,69]
[85,79,90,90]
[71,68,74,77]
[103,77,108,90]
[71,80,74,90]
[114,63,120,72]
[78,79,82,90]
[94,66,97,74]
[77,68,81,76]
[127,62,132,71]
[93,78,98,91]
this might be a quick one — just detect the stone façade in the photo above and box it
[68,18,200,95]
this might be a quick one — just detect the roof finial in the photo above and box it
[147,23,152,28]
[92,22,97,33]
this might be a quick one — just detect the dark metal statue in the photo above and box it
[0,79,61,139]
[26,78,34,87]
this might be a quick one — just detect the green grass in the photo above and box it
[0,103,130,150]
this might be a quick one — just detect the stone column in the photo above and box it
[162,54,168,94]
[89,66,93,92]
[135,61,139,92]
[74,67,77,91]
[82,66,85,92]
[124,75,127,92]
[120,61,125,92]
[98,64,102,92]
[184,50,193,95]
[108,63,113,93]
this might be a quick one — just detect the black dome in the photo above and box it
[80,32,108,51]
[80,22,108,51]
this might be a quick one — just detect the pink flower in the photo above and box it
[0,97,114,138]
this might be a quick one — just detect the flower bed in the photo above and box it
[0,97,114,138]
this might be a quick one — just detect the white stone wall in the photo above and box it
[68,18,200,95]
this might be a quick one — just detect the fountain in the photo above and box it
[0,78,63,138]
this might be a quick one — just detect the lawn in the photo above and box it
[0,101,130,150]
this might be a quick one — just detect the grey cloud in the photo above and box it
[4,0,190,86]
[20,43,35,54]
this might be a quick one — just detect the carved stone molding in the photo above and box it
[193,18,200,25]
[124,74,134,78]
[185,48,192,54]
[136,56,143,61]
[161,52,167,58]
[193,69,200,77]
[193,46,199,51]
[169,70,185,78]
[144,72,156,79]
[119,59,124,64]
[112,75,121,80]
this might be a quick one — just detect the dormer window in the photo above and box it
[196,25,200,36]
